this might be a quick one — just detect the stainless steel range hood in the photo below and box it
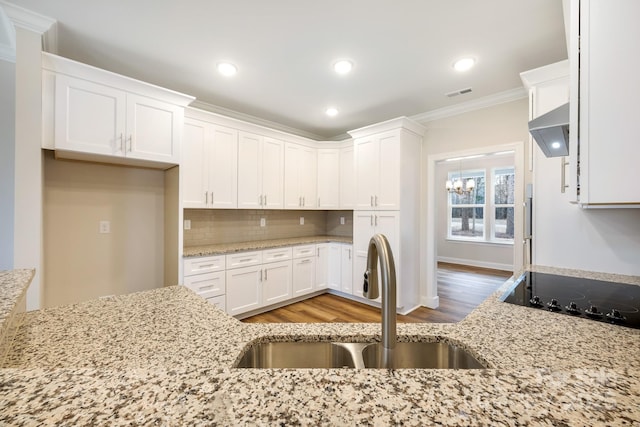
[528,103,569,157]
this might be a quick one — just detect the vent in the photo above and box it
[445,87,473,98]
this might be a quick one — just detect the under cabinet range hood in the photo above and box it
[528,103,570,157]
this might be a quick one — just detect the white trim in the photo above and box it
[519,60,569,89]
[437,256,513,272]
[0,3,15,62]
[190,99,330,142]
[348,116,427,139]
[420,294,439,310]
[411,88,527,124]
[1,1,55,34]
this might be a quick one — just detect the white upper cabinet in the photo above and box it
[317,148,340,209]
[568,0,640,206]
[43,53,194,169]
[353,131,403,210]
[182,115,238,208]
[284,143,317,209]
[339,145,355,209]
[237,132,284,209]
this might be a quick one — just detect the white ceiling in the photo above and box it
[7,0,567,140]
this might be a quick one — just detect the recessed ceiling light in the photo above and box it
[325,107,339,117]
[333,60,353,75]
[453,57,476,72]
[217,62,237,76]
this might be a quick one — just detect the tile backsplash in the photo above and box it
[184,209,353,247]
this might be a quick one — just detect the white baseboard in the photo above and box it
[437,256,512,272]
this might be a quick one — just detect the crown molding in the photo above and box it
[0,1,56,51]
[519,59,569,89]
[190,100,328,141]
[410,87,528,124]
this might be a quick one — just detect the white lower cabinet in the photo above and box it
[340,244,353,294]
[226,264,263,316]
[184,241,352,317]
[226,248,293,316]
[182,255,226,311]
[292,245,316,297]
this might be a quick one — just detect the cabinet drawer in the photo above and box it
[206,295,226,311]
[263,247,293,263]
[183,255,225,277]
[226,251,262,269]
[184,271,225,298]
[293,244,315,259]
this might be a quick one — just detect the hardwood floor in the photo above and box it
[242,262,512,324]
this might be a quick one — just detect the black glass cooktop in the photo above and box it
[500,272,640,330]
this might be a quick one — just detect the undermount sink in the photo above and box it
[235,341,486,369]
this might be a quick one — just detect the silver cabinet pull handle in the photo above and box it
[348,249,351,259]
[370,195,374,207]
[303,196,305,206]
[264,268,268,280]
[119,133,124,151]
[205,192,208,204]
[211,192,214,205]
[127,135,132,152]
[318,197,320,206]
[264,194,267,206]
[370,215,373,226]
[375,195,378,206]
[561,157,569,193]
[198,284,215,291]
[259,194,263,206]
[375,215,378,226]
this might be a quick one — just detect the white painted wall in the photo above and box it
[533,147,640,276]
[436,153,515,271]
[13,26,42,310]
[0,58,15,270]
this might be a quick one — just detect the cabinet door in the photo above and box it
[315,244,329,290]
[182,118,208,208]
[354,137,379,209]
[373,212,400,260]
[126,93,181,164]
[209,125,238,208]
[317,149,340,209]
[327,244,342,291]
[339,146,355,209]
[298,145,317,209]
[352,211,376,298]
[284,143,303,209]
[578,0,640,205]
[340,245,353,294]
[237,132,263,209]
[263,260,292,306]
[226,265,262,316]
[376,132,400,210]
[262,137,285,209]
[292,257,315,296]
[54,74,126,156]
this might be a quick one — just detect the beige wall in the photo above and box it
[43,152,165,308]
[421,98,530,267]
[184,209,353,247]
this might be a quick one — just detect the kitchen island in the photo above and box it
[1,267,639,425]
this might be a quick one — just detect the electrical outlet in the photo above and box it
[184,219,191,230]
[99,220,110,234]
[299,217,304,225]
[340,217,345,225]
[260,218,266,227]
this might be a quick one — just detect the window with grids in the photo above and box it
[447,167,515,244]
[448,170,485,240]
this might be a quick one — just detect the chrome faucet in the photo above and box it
[362,234,396,365]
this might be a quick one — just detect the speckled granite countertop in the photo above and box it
[184,235,353,257]
[1,266,639,425]
[0,269,34,364]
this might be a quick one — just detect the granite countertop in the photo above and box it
[183,235,353,257]
[1,266,639,425]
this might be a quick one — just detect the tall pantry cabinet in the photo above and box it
[348,118,425,314]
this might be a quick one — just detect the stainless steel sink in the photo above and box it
[235,341,486,369]
[361,342,485,369]
[235,342,357,368]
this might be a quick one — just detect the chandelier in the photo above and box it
[445,162,475,195]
